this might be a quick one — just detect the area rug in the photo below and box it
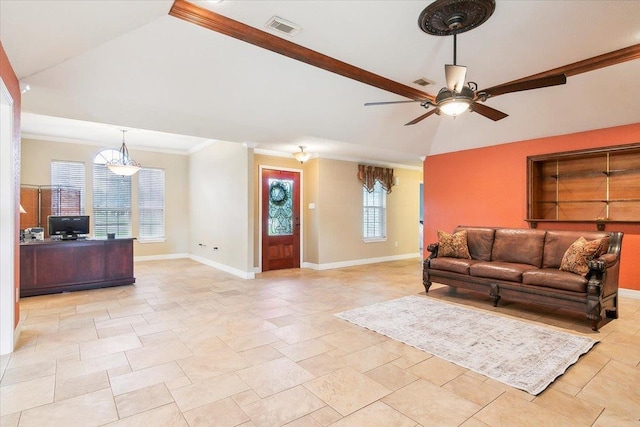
[335,296,597,395]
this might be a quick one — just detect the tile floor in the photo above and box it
[1,258,640,426]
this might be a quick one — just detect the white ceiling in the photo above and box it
[2,0,640,168]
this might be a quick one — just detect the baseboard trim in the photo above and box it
[619,288,640,300]
[134,252,420,278]
[134,253,189,262]
[189,254,255,280]
[302,253,421,271]
[133,253,254,279]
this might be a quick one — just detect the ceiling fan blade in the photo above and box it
[471,102,508,121]
[481,43,640,96]
[481,74,566,98]
[365,100,424,106]
[404,109,438,126]
[169,0,436,103]
[445,64,467,92]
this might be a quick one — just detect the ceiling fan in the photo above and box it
[365,0,567,124]
[169,0,640,125]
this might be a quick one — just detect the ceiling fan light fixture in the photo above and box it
[293,146,312,164]
[438,97,472,116]
[436,86,474,116]
[106,130,141,176]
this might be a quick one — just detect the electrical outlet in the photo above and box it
[394,241,399,247]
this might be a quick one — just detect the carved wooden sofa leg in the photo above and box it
[423,280,432,293]
[606,295,619,320]
[422,267,432,293]
[489,283,501,307]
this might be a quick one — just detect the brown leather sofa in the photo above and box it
[423,226,624,331]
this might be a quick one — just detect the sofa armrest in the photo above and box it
[426,243,439,259]
[588,254,619,275]
[597,253,618,269]
[587,253,620,299]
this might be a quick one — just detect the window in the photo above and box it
[51,160,85,214]
[363,180,386,241]
[138,168,165,241]
[93,149,132,238]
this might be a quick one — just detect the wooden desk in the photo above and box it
[20,238,135,297]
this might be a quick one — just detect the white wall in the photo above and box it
[0,79,16,355]
[189,141,254,278]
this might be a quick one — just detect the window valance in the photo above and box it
[357,164,395,194]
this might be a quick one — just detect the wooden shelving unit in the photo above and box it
[527,143,640,230]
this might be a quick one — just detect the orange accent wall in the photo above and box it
[423,123,640,291]
[1,41,22,325]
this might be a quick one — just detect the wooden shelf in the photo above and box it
[528,143,640,225]
[525,219,639,231]
[534,199,640,204]
[548,168,640,179]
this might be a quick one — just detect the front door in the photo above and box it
[262,169,300,271]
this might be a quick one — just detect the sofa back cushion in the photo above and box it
[491,229,546,267]
[542,231,611,269]
[454,226,495,261]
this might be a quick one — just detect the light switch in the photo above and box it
[308,203,316,210]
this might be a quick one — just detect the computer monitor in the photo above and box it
[48,215,90,240]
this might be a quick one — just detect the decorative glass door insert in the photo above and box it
[268,178,293,236]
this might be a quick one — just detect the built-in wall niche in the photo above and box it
[527,143,640,230]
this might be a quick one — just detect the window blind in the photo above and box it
[92,160,132,238]
[363,180,386,239]
[51,160,85,215]
[138,168,165,240]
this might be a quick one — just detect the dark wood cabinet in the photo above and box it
[20,239,135,297]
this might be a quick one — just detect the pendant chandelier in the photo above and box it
[106,130,141,176]
[292,146,312,164]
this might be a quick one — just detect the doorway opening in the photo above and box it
[261,168,301,272]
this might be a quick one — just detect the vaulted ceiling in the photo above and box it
[2,0,640,167]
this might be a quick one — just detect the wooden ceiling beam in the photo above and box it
[169,0,436,103]
[482,43,640,93]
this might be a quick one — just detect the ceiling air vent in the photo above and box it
[265,16,302,36]
[413,77,436,87]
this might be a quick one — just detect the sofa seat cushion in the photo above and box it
[429,257,481,274]
[470,262,538,282]
[522,268,588,293]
